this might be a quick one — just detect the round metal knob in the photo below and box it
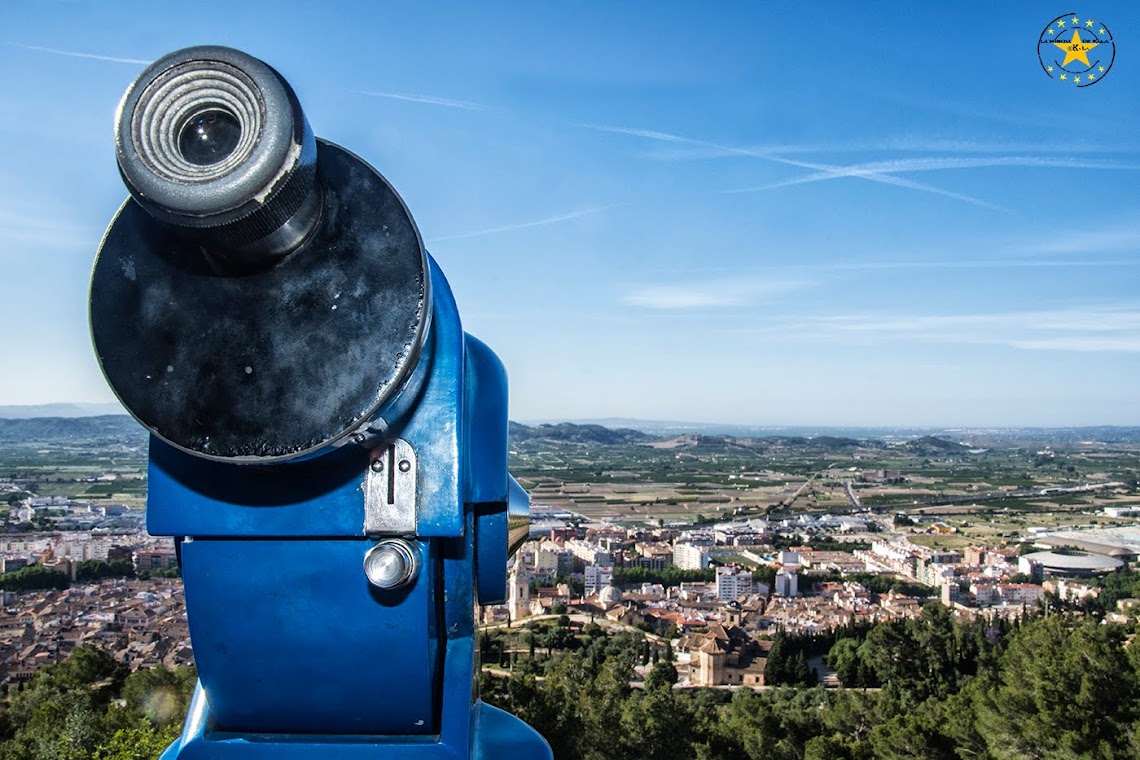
[363,539,420,590]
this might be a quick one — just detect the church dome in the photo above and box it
[598,585,624,606]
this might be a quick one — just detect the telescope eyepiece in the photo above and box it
[94,45,430,463]
[116,46,320,268]
[178,109,242,166]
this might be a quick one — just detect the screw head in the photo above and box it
[363,539,419,590]
[370,458,384,472]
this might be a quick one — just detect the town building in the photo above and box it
[584,564,613,596]
[1018,550,1123,580]
[715,567,753,601]
[0,578,190,685]
[682,621,767,686]
[564,539,613,571]
[774,568,798,597]
[507,554,530,621]
[673,542,710,570]
[133,548,177,573]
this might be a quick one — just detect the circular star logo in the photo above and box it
[1038,13,1115,87]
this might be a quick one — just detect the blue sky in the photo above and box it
[1,2,1138,426]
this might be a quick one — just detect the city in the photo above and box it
[1,417,1139,756]
[2,3,1138,757]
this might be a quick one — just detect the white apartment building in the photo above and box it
[774,568,799,597]
[970,582,1044,607]
[673,542,710,570]
[997,583,1045,605]
[584,564,613,596]
[715,567,753,600]
[533,547,561,574]
[565,539,613,568]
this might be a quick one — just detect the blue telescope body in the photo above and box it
[89,46,551,759]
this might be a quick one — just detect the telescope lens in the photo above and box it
[178,109,241,166]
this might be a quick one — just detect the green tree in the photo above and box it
[765,631,807,686]
[621,687,697,760]
[644,660,678,692]
[868,699,958,760]
[826,637,873,688]
[1,647,125,759]
[859,605,958,707]
[973,617,1140,759]
[542,624,576,653]
[120,665,196,725]
[94,722,181,760]
[76,558,136,582]
[803,734,855,760]
[0,564,69,592]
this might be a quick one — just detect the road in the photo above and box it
[779,464,837,508]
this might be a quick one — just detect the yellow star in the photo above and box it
[1074,75,1082,82]
[1047,65,1054,72]
[1071,16,1079,24]
[1088,72,1096,80]
[1054,29,1099,67]
[1060,73,1067,80]
[1086,20,1094,27]
[1057,19,1066,27]
[1049,28,1056,35]
[1099,28,1105,34]
[1098,65,1105,72]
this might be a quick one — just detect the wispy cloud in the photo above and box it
[772,258,1138,278]
[642,138,1137,162]
[1011,337,1140,351]
[814,258,1135,272]
[585,125,691,144]
[725,156,1140,194]
[356,90,485,111]
[875,137,1136,154]
[641,143,858,161]
[9,43,149,65]
[624,278,807,310]
[580,123,999,209]
[765,156,1002,209]
[1022,224,1140,256]
[0,210,97,251]
[790,306,1140,353]
[430,205,612,242]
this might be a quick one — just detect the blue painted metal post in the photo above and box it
[88,46,552,760]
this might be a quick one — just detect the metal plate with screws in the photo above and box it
[364,439,417,534]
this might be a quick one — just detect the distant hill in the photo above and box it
[547,418,941,439]
[0,415,145,445]
[510,425,874,453]
[650,433,869,453]
[509,422,654,446]
[529,419,1140,444]
[0,403,125,418]
[1,414,1135,451]
[768,435,866,450]
[904,435,967,454]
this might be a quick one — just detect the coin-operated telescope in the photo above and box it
[89,46,552,760]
